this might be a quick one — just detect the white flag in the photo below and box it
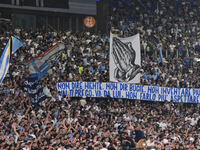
[109,33,141,83]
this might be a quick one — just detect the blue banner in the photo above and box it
[24,76,47,105]
[57,82,200,103]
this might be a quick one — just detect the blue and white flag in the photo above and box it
[12,36,25,53]
[0,38,11,84]
[30,59,50,79]
[24,76,47,105]
[27,43,65,79]
[0,36,24,84]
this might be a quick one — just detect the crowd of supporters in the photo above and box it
[0,0,200,149]
[110,0,200,88]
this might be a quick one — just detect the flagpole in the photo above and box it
[177,49,179,58]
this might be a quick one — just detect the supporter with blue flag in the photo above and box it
[0,36,24,84]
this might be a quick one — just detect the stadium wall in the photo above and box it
[0,7,97,32]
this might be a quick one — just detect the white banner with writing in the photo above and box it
[57,82,200,103]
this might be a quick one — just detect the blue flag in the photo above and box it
[24,76,47,105]
[11,36,25,53]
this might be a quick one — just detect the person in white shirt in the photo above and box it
[57,146,66,150]
[146,136,155,147]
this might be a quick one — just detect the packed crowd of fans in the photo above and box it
[0,0,200,149]
[0,94,200,149]
[110,0,200,88]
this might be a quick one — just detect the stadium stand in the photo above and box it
[0,0,200,149]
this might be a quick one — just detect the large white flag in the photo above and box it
[109,33,141,83]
